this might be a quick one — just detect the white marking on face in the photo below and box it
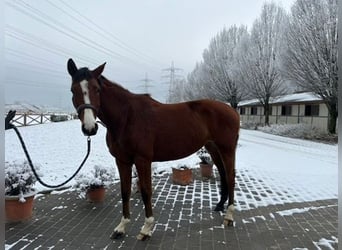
[80,80,96,131]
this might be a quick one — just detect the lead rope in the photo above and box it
[11,125,92,189]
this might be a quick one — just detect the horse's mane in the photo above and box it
[99,75,159,104]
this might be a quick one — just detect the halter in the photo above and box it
[76,103,97,118]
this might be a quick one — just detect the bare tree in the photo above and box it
[183,26,248,107]
[200,25,248,108]
[281,0,338,134]
[235,2,288,125]
[183,62,211,101]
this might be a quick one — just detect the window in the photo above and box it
[281,105,292,116]
[305,104,319,116]
[240,107,246,115]
[251,107,258,115]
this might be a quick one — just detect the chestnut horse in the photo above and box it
[67,59,240,240]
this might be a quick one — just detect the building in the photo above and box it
[238,92,329,131]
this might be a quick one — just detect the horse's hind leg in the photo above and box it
[110,159,132,239]
[135,157,155,240]
[219,145,236,227]
[205,142,228,212]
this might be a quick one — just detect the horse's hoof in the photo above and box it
[110,231,125,240]
[136,233,151,241]
[214,205,224,212]
[224,219,234,227]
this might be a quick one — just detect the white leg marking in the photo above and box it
[137,217,154,240]
[80,80,96,131]
[224,204,234,224]
[114,217,130,234]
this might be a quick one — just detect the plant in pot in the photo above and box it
[196,147,213,178]
[5,160,41,222]
[172,164,193,186]
[74,165,115,203]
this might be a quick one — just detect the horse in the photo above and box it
[67,58,240,240]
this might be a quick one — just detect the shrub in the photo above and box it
[5,160,41,201]
[196,147,212,164]
[74,165,115,198]
[258,124,333,141]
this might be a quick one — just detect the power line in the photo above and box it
[5,79,68,89]
[8,1,136,65]
[6,60,67,78]
[55,0,165,69]
[8,0,165,74]
[5,25,98,66]
[6,48,64,68]
[7,46,150,90]
[5,0,174,102]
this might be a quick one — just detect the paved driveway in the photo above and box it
[5,170,338,249]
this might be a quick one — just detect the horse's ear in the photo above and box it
[92,62,106,78]
[67,58,78,76]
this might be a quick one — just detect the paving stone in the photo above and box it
[5,171,338,249]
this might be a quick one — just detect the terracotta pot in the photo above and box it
[200,163,213,178]
[172,167,192,185]
[86,187,106,202]
[5,191,35,222]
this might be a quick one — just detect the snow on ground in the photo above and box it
[235,129,337,210]
[5,120,338,210]
[313,236,338,250]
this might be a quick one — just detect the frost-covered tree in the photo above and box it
[183,62,211,101]
[281,0,338,134]
[183,25,248,107]
[235,3,288,125]
[201,25,249,108]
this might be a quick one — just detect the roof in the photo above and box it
[238,92,323,107]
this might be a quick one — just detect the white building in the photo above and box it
[238,92,329,132]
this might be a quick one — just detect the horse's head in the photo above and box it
[67,58,106,136]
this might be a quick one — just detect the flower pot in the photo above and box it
[86,187,106,202]
[172,167,192,186]
[5,191,35,222]
[200,163,213,178]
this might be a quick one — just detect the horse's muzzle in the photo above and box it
[82,122,98,136]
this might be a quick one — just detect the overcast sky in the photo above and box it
[5,0,295,111]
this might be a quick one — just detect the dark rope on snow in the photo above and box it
[6,110,92,189]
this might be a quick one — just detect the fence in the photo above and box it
[7,113,74,127]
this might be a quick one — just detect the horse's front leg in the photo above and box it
[135,157,154,240]
[110,159,132,239]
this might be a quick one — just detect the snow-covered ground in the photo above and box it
[5,120,338,210]
[235,129,337,209]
